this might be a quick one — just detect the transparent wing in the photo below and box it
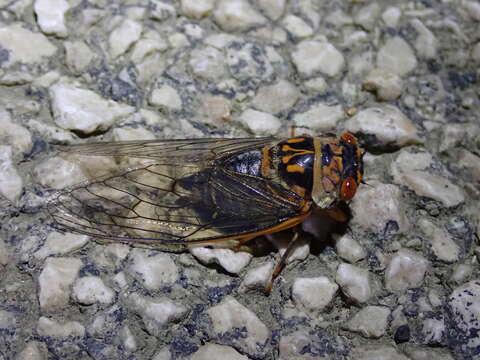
[48,138,306,249]
[56,137,276,163]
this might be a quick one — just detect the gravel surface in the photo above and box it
[0,1,479,359]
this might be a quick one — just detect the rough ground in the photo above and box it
[0,0,479,359]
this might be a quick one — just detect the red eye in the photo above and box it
[340,178,357,201]
[341,133,357,145]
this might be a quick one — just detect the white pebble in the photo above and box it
[213,0,267,32]
[345,306,390,338]
[38,257,83,311]
[0,146,23,203]
[282,15,313,39]
[0,107,32,157]
[0,237,9,266]
[448,280,480,350]
[72,276,115,305]
[344,105,420,148]
[36,317,85,338]
[34,0,70,37]
[49,82,134,134]
[190,247,252,274]
[252,79,299,114]
[292,40,345,77]
[456,149,480,182]
[129,294,188,336]
[131,31,168,63]
[113,127,156,142]
[181,0,215,19]
[353,3,381,31]
[207,296,269,357]
[334,234,366,263]
[128,249,179,290]
[120,326,137,352]
[258,0,285,21]
[149,85,182,110]
[189,343,248,360]
[293,103,343,131]
[385,249,428,292]
[150,0,176,21]
[0,23,57,67]
[33,156,86,190]
[109,19,142,58]
[410,19,438,59]
[239,262,274,293]
[15,341,46,360]
[391,149,465,208]
[336,263,372,303]
[34,231,88,260]
[350,180,410,234]
[422,318,446,344]
[267,233,310,264]
[377,37,417,77]
[240,109,281,135]
[463,1,480,21]
[382,7,402,28]
[292,277,338,314]
[64,41,95,73]
[451,264,473,284]
[304,77,328,92]
[418,219,460,263]
[363,69,403,101]
[189,46,226,80]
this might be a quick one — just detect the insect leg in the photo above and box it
[265,227,303,294]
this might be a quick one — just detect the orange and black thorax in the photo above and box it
[222,133,364,208]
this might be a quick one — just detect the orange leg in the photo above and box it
[264,228,302,294]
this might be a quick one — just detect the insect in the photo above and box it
[48,132,364,291]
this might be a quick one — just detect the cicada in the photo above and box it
[48,133,364,291]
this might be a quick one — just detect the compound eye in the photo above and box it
[340,177,357,201]
[341,133,357,145]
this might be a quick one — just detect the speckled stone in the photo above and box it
[0,107,33,157]
[109,19,142,58]
[334,234,366,263]
[0,145,23,203]
[385,249,429,292]
[0,237,9,267]
[34,231,88,260]
[129,294,188,336]
[15,341,48,360]
[345,306,390,338]
[336,263,372,303]
[189,343,248,360]
[293,103,344,131]
[0,23,57,67]
[34,0,70,37]
[448,280,480,353]
[207,296,269,357]
[418,218,460,263]
[377,36,417,77]
[128,249,179,290]
[72,276,115,305]
[240,109,282,135]
[190,247,252,274]
[213,0,267,32]
[38,257,83,311]
[36,317,85,338]
[292,277,338,314]
[350,180,410,234]
[292,40,345,77]
[344,105,420,148]
[49,82,135,134]
[391,149,465,208]
[252,79,299,114]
